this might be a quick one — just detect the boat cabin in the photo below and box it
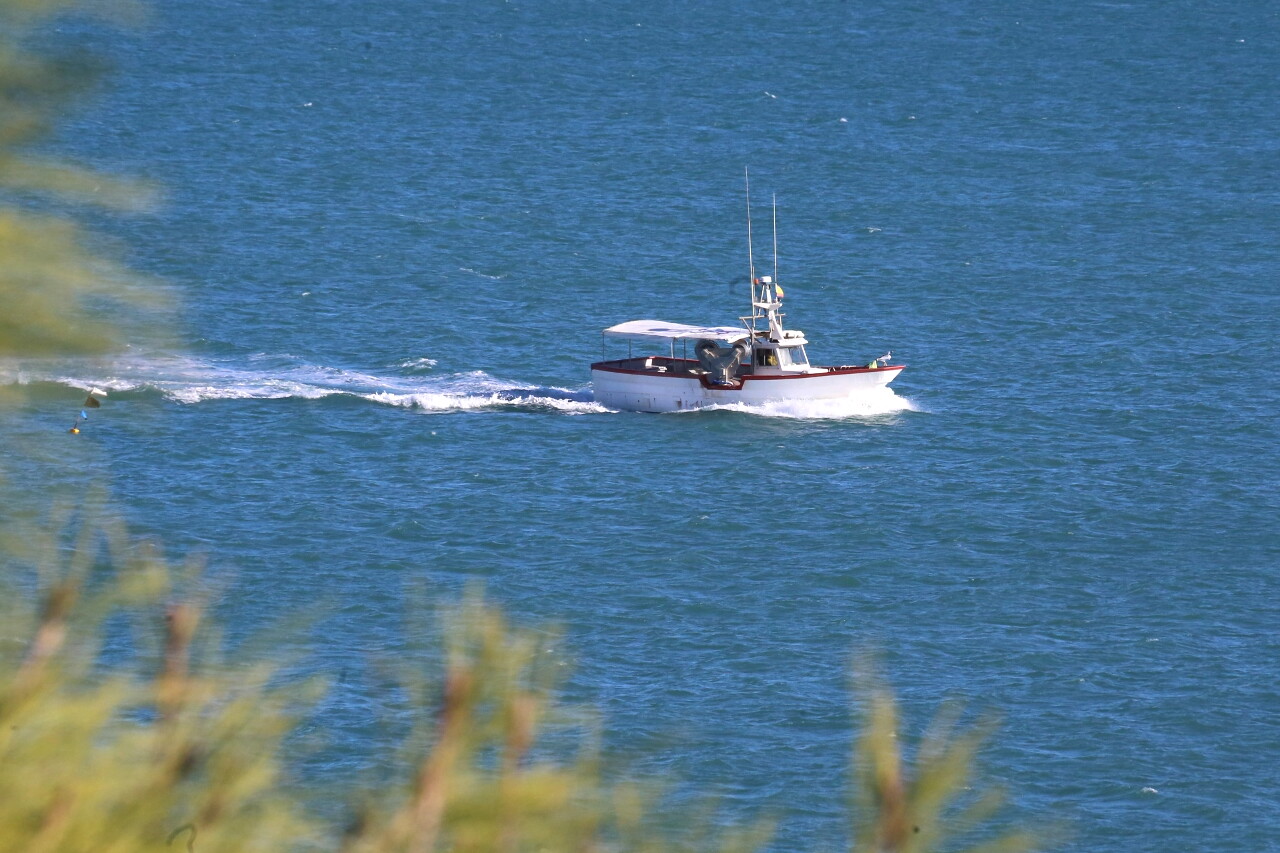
[750,329,814,374]
[595,321,822,383]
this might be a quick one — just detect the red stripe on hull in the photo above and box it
[589,362,905,380]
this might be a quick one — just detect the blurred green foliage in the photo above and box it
[0,0,155,360]
[851,664,1043,853]
[0,525,764,853]
[1,525,1044,853]
[0,1,1048,850]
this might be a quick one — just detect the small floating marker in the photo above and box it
[69,389,105,433]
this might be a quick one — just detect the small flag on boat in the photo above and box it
[776,284,785,299]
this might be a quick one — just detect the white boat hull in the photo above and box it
[591,359,903,413]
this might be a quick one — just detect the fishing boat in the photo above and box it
[590,182,904,413]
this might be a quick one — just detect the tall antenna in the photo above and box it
[771,193,778,295]
[745,167,756,299]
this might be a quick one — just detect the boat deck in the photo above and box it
[591,356,886,378]
[593,355,792,381]
[595,356,713,376]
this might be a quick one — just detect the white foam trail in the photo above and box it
[688,387,918,419]
[166,381,341,404]
[1,355,606,415]
[394,357,438,372]
[458,267,505,280]
[365,390,608,415]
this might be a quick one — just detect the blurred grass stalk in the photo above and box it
[851,663,1042,853]
[0,528,775,853]
[0,520,1044,852]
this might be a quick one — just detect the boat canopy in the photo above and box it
[602,320,749,343]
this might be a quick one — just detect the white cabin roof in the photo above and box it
[602,320,750,343]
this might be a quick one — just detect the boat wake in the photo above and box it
[0,355,607,415]
[686,387,918,420]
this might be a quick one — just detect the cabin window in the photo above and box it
[778,346,808,366]
[755,348,779,367]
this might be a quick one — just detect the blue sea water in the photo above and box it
[4,0,1280,849]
